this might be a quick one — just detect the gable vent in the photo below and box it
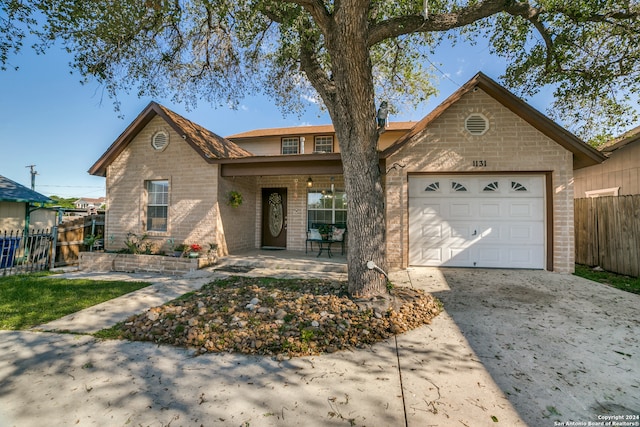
[465,114,489,135]
[151,131,169,151]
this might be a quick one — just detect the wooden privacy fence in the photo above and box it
[55,214,105,266]
[575,196,640,277]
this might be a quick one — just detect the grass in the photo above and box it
[574,264,640,295]
[0,272,151,330]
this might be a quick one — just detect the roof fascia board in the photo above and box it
[210,152,342,165]
[88,101,160,176]
[381,72,606,169]
[221,159,343,177]
[474,74,605,167]
[380,77,479,158]
[151,105,227,162]
[601,132,640,153]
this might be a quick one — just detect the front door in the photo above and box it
[261,188,287,248]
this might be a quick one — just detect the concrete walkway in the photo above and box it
[1,264,638,426]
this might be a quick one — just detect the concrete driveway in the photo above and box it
[393,268,640,426]
[0,267,638,426]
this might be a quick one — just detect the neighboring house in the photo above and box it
[0,174,55,231]
[573,126,640,197]
[89,72,604,273]
[74,197,106,210]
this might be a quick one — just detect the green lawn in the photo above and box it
[0,272,150,330]
[574,264,640,295]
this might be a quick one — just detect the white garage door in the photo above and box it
[409,175,545,268]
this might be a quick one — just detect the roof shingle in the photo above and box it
[89,102,252,177]
[0,175,52,204]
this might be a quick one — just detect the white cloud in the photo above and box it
[301,93,319,105]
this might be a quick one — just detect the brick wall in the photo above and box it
[105,116,220,253]
[218,176,257,254]
[385,89,575,272]
[79,252,214,275]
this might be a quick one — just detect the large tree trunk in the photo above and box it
[323,4,388,298]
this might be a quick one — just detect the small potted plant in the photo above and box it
[207,242,218,260]
[189,243,202,258]
[318,224,332,240]
[173,243,188,257]
[227,190,243,208]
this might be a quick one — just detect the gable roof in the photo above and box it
[0,175,52,204]
[381,72,606,169]
[227,122,416,140]
[89,102,253,177]
[599,125,640,153]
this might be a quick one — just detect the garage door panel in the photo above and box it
[479,203,501,217]
[509,247,538,264]
[477,247,501,263]
[450,203,473,218]
[409,175,545,269]
[422,224,444,238]
[449,222,474,239]
[448,247,470,263]
[410,202,442,217]
[476,224,501,242]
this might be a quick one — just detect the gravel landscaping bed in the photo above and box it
[113,276,442,358]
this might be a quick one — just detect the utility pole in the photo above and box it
[25,165,37,190]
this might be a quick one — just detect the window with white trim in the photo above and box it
[146,180,169,232]
[585,187,620,198]
[307,189,347,228]
[282,137,300,154]
[314,136,333,153]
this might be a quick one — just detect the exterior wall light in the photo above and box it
[307,177,313,188]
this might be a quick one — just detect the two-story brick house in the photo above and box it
[89,72,604,272]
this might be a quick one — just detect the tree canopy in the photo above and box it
[2,1,638,140]
[2,0,638,296]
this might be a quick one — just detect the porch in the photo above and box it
[215,249,347,276]
[77,248,347,278]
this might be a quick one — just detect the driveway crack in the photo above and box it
[394,334,409,427]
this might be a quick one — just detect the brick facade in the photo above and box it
[105,116,221,254]
[79,252,215,275]
[384,89,575,272]
[100,86,583,273]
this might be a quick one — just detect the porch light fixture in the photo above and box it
[307,177,313,188]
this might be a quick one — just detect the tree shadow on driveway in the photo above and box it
[0,329,406,427]
[429,268,640,426]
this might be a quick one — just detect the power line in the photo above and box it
[37,185,104,189]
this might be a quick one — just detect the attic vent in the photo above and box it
[465,114,489,135]
[151,131,169,151]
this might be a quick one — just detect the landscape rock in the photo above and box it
[117,276,441,357]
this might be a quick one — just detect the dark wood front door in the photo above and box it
[261,188,287,248]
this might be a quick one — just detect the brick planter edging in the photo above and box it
[79,252,216,275]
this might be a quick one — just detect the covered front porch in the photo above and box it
[217,155,348,254]
[218,248,347,276]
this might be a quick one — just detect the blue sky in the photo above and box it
[0,36,550,199]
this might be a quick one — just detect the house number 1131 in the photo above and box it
[473,160,487,167]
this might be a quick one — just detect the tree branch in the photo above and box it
[299,28,335,104]
[368,0,530,47]
[526,12,558,74]
[278,0,332,31]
